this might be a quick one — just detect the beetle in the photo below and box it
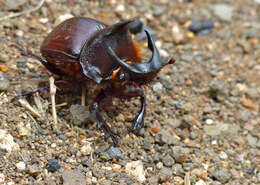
[17,17,175,145]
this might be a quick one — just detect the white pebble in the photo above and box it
[219,151,228,159]
[156,162,163,169]
[211,140,217,145]
[112,164,121,172]
[16,161,26,171]
[205,119,213,125]
[0,173,5,183]
[0,129,20,152]
[80,142,93,155]
[152,82,163,92]
[159,49,169,58]
[115,4,125,12]
[39,18,49,24]
[125,161,146,183]
[55,14,74,26]
[195,179,206,185]
[51,143,56,148]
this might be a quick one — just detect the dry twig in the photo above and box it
[49,76,57,126]
[18,98,42,119]
[0,0,45,21]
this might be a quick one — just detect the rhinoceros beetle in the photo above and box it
[17,17,175,145]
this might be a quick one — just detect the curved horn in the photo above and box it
[107,30,162,74]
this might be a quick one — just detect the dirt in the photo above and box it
[0,0,259,184]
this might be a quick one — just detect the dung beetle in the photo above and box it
[17,17,175,145]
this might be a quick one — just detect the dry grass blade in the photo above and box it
[0,0,45,21]
[184,172,191,185]
[18,98,42,119]
[49,76,57,125]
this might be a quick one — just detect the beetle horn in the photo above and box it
[104,19,135,36]
[107,30,165,75]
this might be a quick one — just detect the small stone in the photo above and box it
[17,122,31,136]
[0,72,10,91]
[28,164,42,175]
[39,18,49,24]
[203,124,240,138]
[219,151,228,159]
[247,134,260,148]
[205,119,213,125]
[0,54,9,63]
[152,82,163,93]
[0,129,20,152]
[115,4,125,12]
[159,130,179,145]
[173,176,184,184]
[156,162,163,169]
[55,14,74,26]
[70,105,93,125]
[112,164,121,172]
[210,4,234,22]
[191,168,208,180]
[209,80,228,102]
[5,0,26,10]
[162,154,175,167]
[159,167,172,182]
[62,169,86,185]
[0,173,5,183]
[159,49,169,58]
[171,146,189,163]
[47,159,61,172]
[16,161,26,171]
[212,169,231,183]
[172,24,185,44]
[195,179,206,185]
[188,20,214,34]
[0,65,8,72]
[150,124,161,133]
[105,145,124,159]
[153,5,165,17]
[185,31,195,39]
[125,160,146,183]
[240,97,255,109]
[80,142,93,155]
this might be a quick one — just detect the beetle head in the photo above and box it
[107,30,175,85]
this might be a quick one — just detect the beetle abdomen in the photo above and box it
[41,17,106,63]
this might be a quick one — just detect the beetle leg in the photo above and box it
[90,90,119,146]
[81,82,87,106]
[113,84,146,132]
[132,93,146,132]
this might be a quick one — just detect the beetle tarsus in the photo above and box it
[91,98,119,146]
[132,94,146,132]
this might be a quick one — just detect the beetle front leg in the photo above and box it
[132,93,146,132]
[90,90,119,145]
[114,84,146,132]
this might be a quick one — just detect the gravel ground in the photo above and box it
[0,0,260,184]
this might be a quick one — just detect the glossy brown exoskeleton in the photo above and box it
[17,17,175,145]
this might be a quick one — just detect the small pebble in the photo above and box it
[16,161,26,171]
[47,159,61,172]
[125,160,146,183]
[115,4,125,12]
[156,162,163,169]
[152,82,163,92]
[219,151,228,159]
[205,119,213,125]
[105,145,124,159]
[80,142,93,155]
[0,72,10,91]
[112,164,121,172]
[195,179,206,185]
[0,129,20,152]
[0,173,4,183]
